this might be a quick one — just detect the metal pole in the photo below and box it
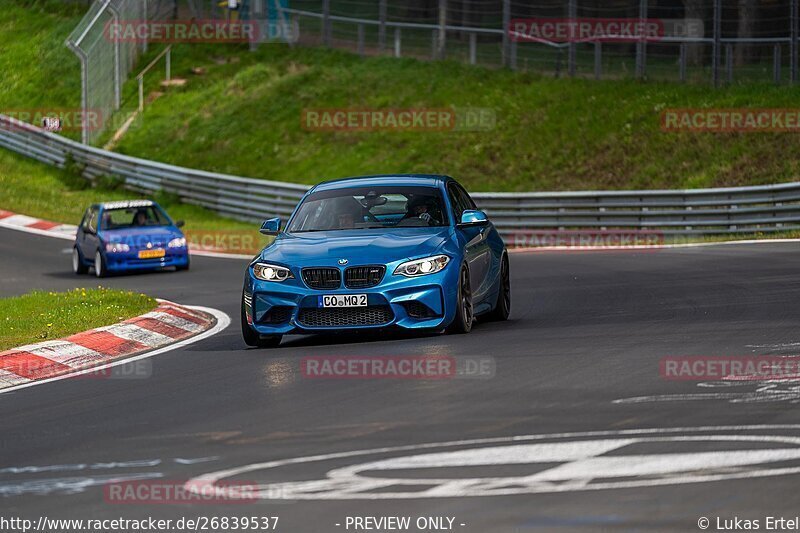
[322,0,330,47]
[636,0,647,79]
[792,0,798,84]
[594,41,602,80]
[432,29,438,59]
[502,0,510,67]
[679,43,687,82]
[357,23,365,56]
[138,78,144,112]
[378,0,387,52]
[774,43,782,85]
[568,0,576,77]
[108,3,121,109]
[437,0,447,60]
[394,27,401,58]
[510,39,517,70]
[712,0,721,87]
[469,32,476,65]
[166,47,171,81]
[726,43,733,84]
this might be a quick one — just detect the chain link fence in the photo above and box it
[282,0,800,85]
[66,0,176,144]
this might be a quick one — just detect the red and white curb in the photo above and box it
[0,209,252,259]
[0,299,230,394]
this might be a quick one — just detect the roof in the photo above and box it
[311,174,451,192]
[99,200,154,210]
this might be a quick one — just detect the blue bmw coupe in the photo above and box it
[241,174,510,347]
[72,200,189,277]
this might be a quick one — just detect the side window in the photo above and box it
[446,184,465,222]
[455,184,477,210]
[79,209,91,230]
[87,208,99,233]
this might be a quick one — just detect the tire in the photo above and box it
[176,256,190,271]
[94,250,107,278]
[486,253,511,322]
[241,295,282,348]
[72,247,88,275]
[446,263,473,334]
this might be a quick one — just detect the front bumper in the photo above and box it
[105,248,189,272]
[244,263,460,335]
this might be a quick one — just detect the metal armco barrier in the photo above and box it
[3,113,800,238]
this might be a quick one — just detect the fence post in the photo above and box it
[568,0,576,77]
[107,3,121,109]
[469,32,477,65]
[636,0,647,79]
[437,0,447,60]
[594,41,602,80]
[792,0,798,84]
[357,23,365,56]
[712,0,721,87]
[774,44,782,85]
[725,43,733,84]
[679,43,687,82]
[510,39,517,70]
[432,29,438,59]
[502,0,510,67]
[322,0,330,47]
[166,47,171,81]
[378,0,387,52]
[394,27,401,58]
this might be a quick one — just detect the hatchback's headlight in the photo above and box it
[105,242,130,253]
[253,262,293,282]
[394,255,450,277]
[168,237,186,248]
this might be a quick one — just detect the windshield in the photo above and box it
[287,186,449,232]
[100,206,170,230]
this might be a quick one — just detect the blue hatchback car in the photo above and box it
[72,200,189,277]
[241,174,510,347]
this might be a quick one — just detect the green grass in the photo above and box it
[0,149,252,231]
[0,287,156,351]
[110,43,800,192]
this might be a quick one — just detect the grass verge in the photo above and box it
[0,287,156,351]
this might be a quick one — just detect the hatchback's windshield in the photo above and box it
[287,186,449,232]
[101,206,169,230]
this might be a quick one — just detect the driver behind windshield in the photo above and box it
[404,195,441,226]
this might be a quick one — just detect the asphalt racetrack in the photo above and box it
[3,226,800,532]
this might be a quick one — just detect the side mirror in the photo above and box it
[260,217,281,236]
[459,209,488,226]
[175,220,185,228]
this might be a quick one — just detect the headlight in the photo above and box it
[394,254,450,277]
[168,237,186,248]
[105,243,130,253]
[253,262,293,282]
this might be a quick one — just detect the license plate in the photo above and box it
[318,294,368,308]
[138,249,165,259]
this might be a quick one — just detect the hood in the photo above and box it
[99,226,181,248]
[261,227,451,267]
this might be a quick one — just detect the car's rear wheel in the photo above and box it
[241,295,282,348]
[72,247,88,275]
[486,253,510,321]
[447,263,473,334]
[94,250,107,278]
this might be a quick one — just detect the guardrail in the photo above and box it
[2,113,800,239]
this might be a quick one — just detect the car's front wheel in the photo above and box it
[241,295,282,348]
[72,247,88,275]
[94,250,107,278]
[446,263,473,334]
